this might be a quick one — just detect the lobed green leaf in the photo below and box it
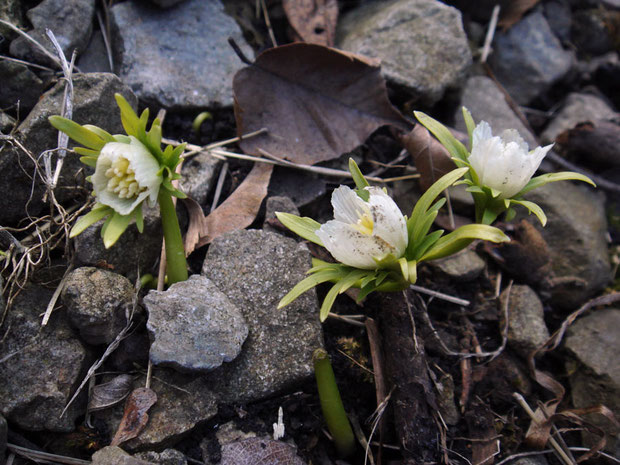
[414,111,470,163]
[276,212,323,246]
[518,172,596,196]
[70,206,111,237]
[49,116,106,150]
[102,212,132,248]
[420,224,509,262]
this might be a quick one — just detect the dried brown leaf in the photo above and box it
[556,120,620,170]
[498,0,541,29]
[182,196,209,255]
[401,124,456,192]
[221,438,307,465]
[283,0,339,46]
[88,374,133,412]
[234,43,410,165]
[110,387,157,447]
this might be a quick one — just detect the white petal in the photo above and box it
[331,185,368,224]
[499,128,528,153]
[472,121,493,146]
[316,221,391,269]
[125,136,162,204]
[366,187,408,256]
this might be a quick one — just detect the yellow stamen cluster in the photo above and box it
[105,157,145,199]
[353,209,374,236]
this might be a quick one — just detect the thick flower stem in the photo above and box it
[158,189,188,285]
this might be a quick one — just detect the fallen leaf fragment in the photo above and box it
[88,374,133,412]
[182,196,209,255]
[110,387,157,447]
[221,437,307,465]
[283,0,339,46]
[234,43,410,166]
[498,0,541,29]
[401,124,456,191]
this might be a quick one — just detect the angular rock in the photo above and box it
[135,449,187,465]
[429,248,486,282]
[92,446,154,465]
[337,0,471,105]
[0,284,87,432]
[263,195,300,234]
[94,370,218,451]
[144,275,248,372]
[524,182,611,309]
[78,30,113,73]
[453,75,537,148]
[202,229,324,404]
[0,72,136,225]
[572,9,617,57]
[0,111,16,133]
[0,0,24,41]
[268,167,327,208]
[541,92,617,144]
[489,11,573,105]
[565,309,620,449]
[543,0,572,44]
[10,0,96,66]
[179,152,221,206]
[62,267,135,345]
[500,285,549,358]
[110,0,253,109]
[0,60,45,112]
[73,204,162,281]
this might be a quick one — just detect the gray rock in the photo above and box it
[565,309,620,450]
[263,195,300,234]
[541,92,617,144]
[92,446,154,465]
[429,248,486,282]
[110,0,253,109]
[500,285,549,358]
[78,30,113,73]
[0,60,45,112]
[135,449,187,465]
[144,275,248,372]
[453,75,538,148]
[572,9,616,57]
[337,0,471,105]
[0,413,6,463]
[73,204,162,281]
[524,182,611,309]
[147,0,187,7]
[179,152,221,206]
[0,72,136,225]
[202,229,324,403]
[10,0,96,66]
[543,0,572,44]
[94,370,217,451]
[62,267,134,345]
[0,284,87,432]
[489,11,573,105]
[268,167,327,208]
[0,111,16,134]
[0,0,24,41]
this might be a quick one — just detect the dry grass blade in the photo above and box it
[0,19,63,69]
[7,443,90,465]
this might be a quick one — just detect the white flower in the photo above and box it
[92,136,162,216]
[316,186,408,269]
[469,121,553,199]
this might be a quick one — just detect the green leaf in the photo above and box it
[192,111,212,133]
[375,271,389,286]
[48,116,106,150]
[420,224,509,262]
[510,199,547,226]
[357,282,379,302]
[79,156,98,167]
[337,269,369,294]
[115,93,140,137]
[359,272,378,289]
[414,111,470,163]
[102,212,132,248]
[134,203,144,233]
[462,107,476,150]
[146,120,163,157]
[82,124,115,143]
[275,212,323,246]
[278,269,346,309]
[411,229,444,260]
[74,147,100,157]
[349,158,369,190]
[320,281,348,322]
[504,207,517,222]
[407,198,444,255]
[518,172,596,196]
[70,207,111,237]
[409,167,468,241]
[113,134,132,144]
[137,108,149,141]
[406,260,417,284]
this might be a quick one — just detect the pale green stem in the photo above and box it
[158,188,188,285]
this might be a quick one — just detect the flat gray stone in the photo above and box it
[541,92,617,144]
[135,449,187,465]
[62,267,135,345]
[0,60,45,112]
[110,0,253,109]
[0,72,136,225]
[0,284,87,432]
[78,30,113,73]
[501,285,549,358]
[10,0,96,66]
[429,248,486,282]
[179,152,221,206]
[144,275,248,372]
[337,0,471,105]
[453,75,537,148]
[263,195,300,234]
[524,182,611,309]
[92,447,154,465]
[489,11,573,105]
[202,229,324,404]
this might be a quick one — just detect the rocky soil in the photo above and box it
[0,0,619,464]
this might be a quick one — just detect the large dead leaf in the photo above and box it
[401,124,456,192]
[283,0,339,46]
[110,387,157,447]
[221,438,307,465]
[234,43,410,165]
[88,374,133,412]
[183,163,273,251]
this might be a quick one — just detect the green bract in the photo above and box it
[277,159,509,321]
[415,108,596,225]
[49,94,187,248]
